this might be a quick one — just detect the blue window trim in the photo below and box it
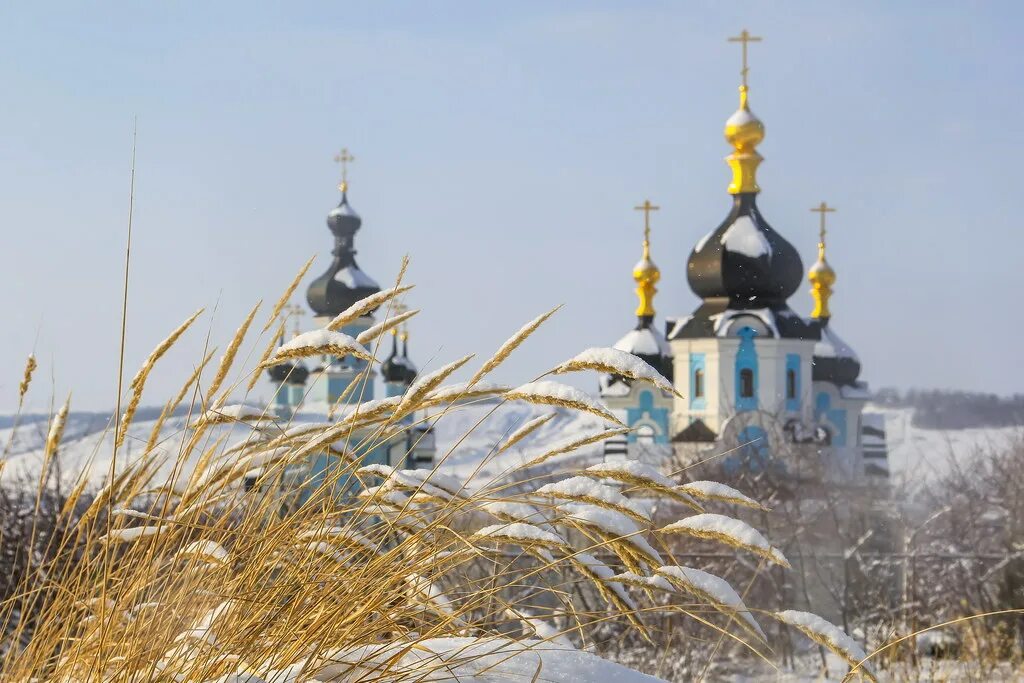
[689,353,707,410]
[785,353,801,412]
[734,327,758,412]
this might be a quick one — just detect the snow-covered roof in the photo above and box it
[711,308,780,338]
[327,202,360,220]
[613,327,671,357]
[814,324,859,361]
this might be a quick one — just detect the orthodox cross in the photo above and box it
[810,200,837,246]
[633,199,660,245]
[728,29,762,87]
[391,301,410,340]
[284,303,305,338]
[333,147,355,191]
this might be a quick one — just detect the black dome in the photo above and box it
[266,360,308,386]
[614,315,674,383]
[687,193,804,307]
[306,192,382,318]
[381,335,417,385]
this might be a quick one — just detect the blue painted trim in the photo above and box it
[785,353,801,412]
[814,392,848,446]
[689,353,707,410]
[625,390,669,444]
[734,327,758,412]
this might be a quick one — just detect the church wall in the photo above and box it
[671,336,815,435]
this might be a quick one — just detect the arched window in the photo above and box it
[693,368,705,398]
[786,369,797,400]
[739,368,755,398]
[636,425,656,445]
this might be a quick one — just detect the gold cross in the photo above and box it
[728,29,762,87]
[285,303,305,338]
[633,199,660,244]
[391,301,410,340]
[333,147,355,191]
[810,201,837,244]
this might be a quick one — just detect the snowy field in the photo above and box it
[0,404,1020,491]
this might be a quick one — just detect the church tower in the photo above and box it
[669,31,817,455]
[599,201,674,454]
[304,148,382,406]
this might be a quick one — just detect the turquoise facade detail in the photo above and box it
[734,327,759,412]
[689,353,707,410]
[625,390,670,444]
[785,353,801,412]
[814,391,848,446]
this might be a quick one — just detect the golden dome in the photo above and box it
[632,200,661,317]
[808,202,837,319]
[724,86,765,194]
[724,86,765,150]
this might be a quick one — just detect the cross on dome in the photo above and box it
[728,29,762,87]
[333,147,355,192]
[810,200,837,246]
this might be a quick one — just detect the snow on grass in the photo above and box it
[678,480,766,510]
[307,636,666,683]
[775,610,875,681]
[557,502,662,566]
[197,404,272,426]
[266,329,373,364]
[101,525,168,544]
[505,381,623,426]
[473,523,569,550]
[551,347,677,396]
[568,552,636,609]
[659,513,789,568]
[175,540,229,565]
[656,566,765,641]
[479,500,551,527]
[423,381,509,404]
[584,461,701,509]
[537,476,652,523]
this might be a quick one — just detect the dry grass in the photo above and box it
[0,280,890,682]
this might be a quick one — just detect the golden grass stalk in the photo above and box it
[18,353,36,407]
[261,330,374,366]
[659,513,790,568]
[549,346,680,398]
[324,285,414,332]
[494,412,556,456]
[355,309,420,345]
[247,322,285,393]
[116,309,205,449]
[505,380,624,426]
[207,301,261,405]
[466,306,559,388]
[262,256,315,333]
[516,427,629,471]
[145,347,217,454]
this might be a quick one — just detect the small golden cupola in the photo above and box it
[808,201,837,319]
[724,29,765,194]
[632,199,661,318]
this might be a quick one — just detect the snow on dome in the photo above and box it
[613,328,671,358]
[720,215,772,259]
[694,230,714,254]
[814,324,859,361]
[333,265,380,290]
[327,202,360,219]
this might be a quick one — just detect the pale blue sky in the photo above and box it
[1,2,1020,412]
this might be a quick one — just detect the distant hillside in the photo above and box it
[873,388,1024,430]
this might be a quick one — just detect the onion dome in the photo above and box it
[381,330,417,385]
[672,69,816,341]
[306,152,382,318]
[807,202,861,385]
[601,202,673,395]
[267,359,295,384]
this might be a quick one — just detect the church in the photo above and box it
[264,149,436,484]
[598,31,890,489]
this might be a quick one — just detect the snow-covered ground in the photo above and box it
[0,404,1020,491]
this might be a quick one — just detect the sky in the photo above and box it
[0,1,1021,413]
